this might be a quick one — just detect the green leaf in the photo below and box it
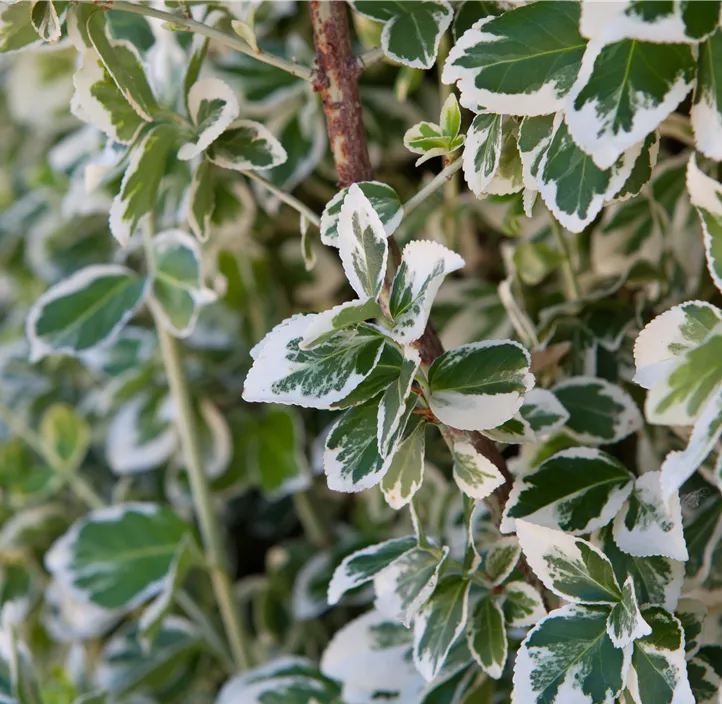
[389,240,465,344]
[0,3,41,53]
[516,520,622,604]
[428,340,534,431]
[243,316,385,409]
[481,537,520,587]
[513,604,629,704]
[442,2,586,115]
[566,39,695,170]
[39,403,90,472]
[178,78,240,161]
[45,503,191,611]
[324,395,412,493]
[463,111,502,196]
[688,155,722,295]
[607,576,652,649]
[86,11,159,121]
[613,470,688,562]
[27,264,147,362]
[440,93,461,139]
[378,349,420,457]
[481,413,536,444]
[693,29,722,161]
[300,298,384,350]
[616,131,660,201]
[404,121,461,166]
[149,229,216,338]
[535,114,642,233]
[374,546,450,626]
[503,581,546,628]
[468,595,507,679]
[381,419,426,510]
[110,124,177,247]
[414,574,470,681]
[451,437,505,501]
[352,0,453,70]
[71,48,146,145]
[628,606,694,704]
[321,181,403,247]
[337,183,389,301]
[676,598,706,658]
[553,376,642,445]
[327,536,417,605]
[188,160,215,242]
[31,1,61,43]
[503,448,633,535]
[206,120,287,171]
[688,646,722,703]
[520,388,570,436]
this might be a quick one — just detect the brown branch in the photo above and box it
[308,2,515,520]
[309,1,373,188]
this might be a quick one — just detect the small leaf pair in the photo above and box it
[404,94,464,165]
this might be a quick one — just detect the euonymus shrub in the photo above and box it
[2,0,722,702]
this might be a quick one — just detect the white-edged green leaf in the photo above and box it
[676,598,707,658]
[441,92,462,138]
[71,49,146,145]
[324,396,404,493]
[692,29,722,161]
[378,348,420,457]
[607,576,652,649]
[520,388,570,436]
[300,298,383,350]
[328,536,417,605]
[482,412,536,444]
[513,603,630,704]
[601,526,684,613]
[553,376,642,445]
[381,418,426,510]
[31,1,61,43]
[206,119,287,171]
[39,403,90,472]
[243,316,385,409]
[352,0,453,70]
[503,581,547,628]
[688,646,722,704]
[463,111,502,196]
[535,114,642,233]
[320,610,421,703]
[468,595,507,679]
[518,113,556,192]
[627,606,694,704]
[616,131,660,201]
[188,160,214,242]
[484,536,520,586]
[0,2,41,53]
[86,11,158,121]
[451,437,506,501]
[428,340,534,431]
[45,503,190,611]
[688,154,722,294]
[389,240,465,344]
[565,39,695,170]
[374,546,450,627]
[485,120,524,196]
[110,124,176,247]
[106,392,175,475]
[413,574,470,682]
[26,264,147,362]
[502,447,633,535]
[580,1,721,45]
[178,78,239,161]
[403,120,463,166]
[148,229,216,338]
[320,181,403,247]
[337,183,389,301]
[442,2,586,115]
[659,387,722,505]
[613,470,688,561]
[516,520,622,604]
[633,300,722,390]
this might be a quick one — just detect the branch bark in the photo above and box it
[308,2,514,503]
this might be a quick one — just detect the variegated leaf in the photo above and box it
[503,581,546,628]
[381,418,426,510]
[693,29,722,161]
[520,388,570,436]
[462,111,502,196]
[300,298,384,350]
[451,438,505,501]
[206,120,287,171]
[378,348,420,458]
[688,154,722,294]
[606,576,652,649]
[468,595,507,679]
[483,536,520,586]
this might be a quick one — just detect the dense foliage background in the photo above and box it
[3,0,722,702]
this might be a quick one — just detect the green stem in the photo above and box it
[356,46,385,72]
[0,402,105,510]
[550,218,581,301]
[243,170,321,228]
[110,1,313,81]
[143,224,252,672]
[292,492,329,549]
[404,159,463,216]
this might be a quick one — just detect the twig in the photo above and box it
[404,159,463,216]
[110,1,313,81]
[550,217,581,301]
[356,46,385,72]
[243,170,321,228]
